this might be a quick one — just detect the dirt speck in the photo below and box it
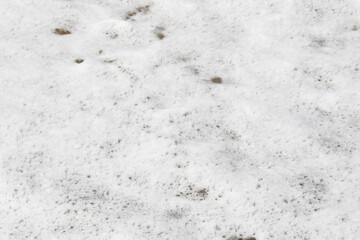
[126,5,150,20]
[228,237,256,240]
[75,59,84,64]
[157,33,165,40]
[154,26,165,40]
[103,59,116,63]
[105,32,118,39]
[197,188,208,198]
[126,11,137,19]
[211,77,222,84]
[176,185,208,200]
[136,5,150,13]
[54,28,71,35]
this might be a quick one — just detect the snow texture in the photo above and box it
[0,0,360,239]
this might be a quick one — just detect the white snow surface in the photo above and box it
[1,0,360,239]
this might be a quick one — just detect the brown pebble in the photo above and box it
[75,59,84,64]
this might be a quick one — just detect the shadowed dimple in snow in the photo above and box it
[166,208,186,219]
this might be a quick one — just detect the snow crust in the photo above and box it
[0,0,359,239]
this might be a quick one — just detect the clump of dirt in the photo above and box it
[75,59,84,64]
[136,5,150,13]
[54,28,71,35]
[103,59,116,63]
[211,77,223,84]
[176,185,208,200]
[228,237,256,240]
[154,26,165,40]
[197,188,208,198]
[126,11,137,19]
[125,5,150,20]
[157,33,165,39]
